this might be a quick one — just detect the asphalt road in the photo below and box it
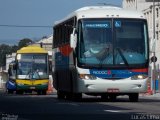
[0,91,160,120]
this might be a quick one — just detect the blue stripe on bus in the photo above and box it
[90,69,148,79]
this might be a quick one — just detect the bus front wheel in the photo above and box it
[129,93,139,102]
[37,90,47,95]
[42,90,47,95]
[16,90,23,95]
[7,90,14,94]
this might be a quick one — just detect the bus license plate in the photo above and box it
[107,88,119,93]
[30,87,35,89]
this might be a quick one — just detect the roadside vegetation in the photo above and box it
[0,38,32,67]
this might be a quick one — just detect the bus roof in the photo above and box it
[54,6,145,26]
[17,45,48,54]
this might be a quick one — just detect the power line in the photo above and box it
[0,24,52,28]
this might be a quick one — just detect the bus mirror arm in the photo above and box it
[70,28,77,50]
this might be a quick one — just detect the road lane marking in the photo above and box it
[58,103,79,106]
[104,110,123,113]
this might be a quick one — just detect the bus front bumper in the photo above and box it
[16,80,48,90]
[16,84,48,90]
[77,78,148,93]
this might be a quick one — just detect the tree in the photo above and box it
[11,45,18,52]
[0,38,32,67]
[42,36,47,39]
[0,44,12,66]
[18,38,33,49]
[0,44,18,67]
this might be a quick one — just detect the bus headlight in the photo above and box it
[79,74,96,80]
[131,74,148,80]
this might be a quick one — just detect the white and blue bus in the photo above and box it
[52,6,149,102]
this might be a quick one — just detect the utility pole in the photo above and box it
[152,0,156,94]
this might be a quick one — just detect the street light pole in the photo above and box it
[153,0,155,40]
[152,0,156,94]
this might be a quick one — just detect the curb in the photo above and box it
[140,93,160,99]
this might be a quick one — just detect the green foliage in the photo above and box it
[0,44,18,66]
[18,38,33,49]
[0,38,32,67]
[11,45,19,52]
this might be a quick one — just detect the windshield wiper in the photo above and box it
[116,48,129,66]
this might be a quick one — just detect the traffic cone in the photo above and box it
[147,81,153,95]
[47,80,53,94]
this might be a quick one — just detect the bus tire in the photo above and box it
[101,94,109,101]
[72,93,82,101]
[8,90,14,94]
[37,90,46,95]
[57,91,65,99]
[37,90,41,95]
[109,95,117,101]
[42,90,47,95]
[16,90,23,95]
[129,93,139,102]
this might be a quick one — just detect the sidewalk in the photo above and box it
[0,88,5,94]
[140,92,160,100]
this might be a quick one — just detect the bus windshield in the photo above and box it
[78,19,149,68]
[17,54,49,80]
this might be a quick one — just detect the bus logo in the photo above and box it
[92,70,111,75]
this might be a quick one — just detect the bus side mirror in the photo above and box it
[70,28,77,49]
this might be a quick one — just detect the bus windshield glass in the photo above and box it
[17,54,49,79]
[78,19,149,68]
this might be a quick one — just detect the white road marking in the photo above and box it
[104,110,123,113]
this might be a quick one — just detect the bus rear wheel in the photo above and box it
[129,93,139,102]
[101,94,109,101]
[57,91,65,99]
[109,95,117,101]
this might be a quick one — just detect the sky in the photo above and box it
[0,0,122,45]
